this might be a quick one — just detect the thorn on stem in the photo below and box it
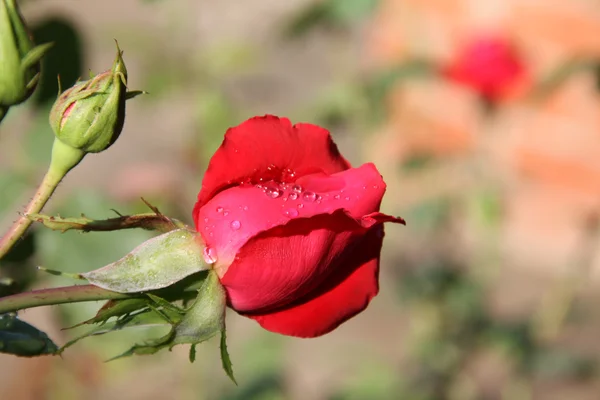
[141,197,162,216]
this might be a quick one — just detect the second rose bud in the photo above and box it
[49,43,143,154]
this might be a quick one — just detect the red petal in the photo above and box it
[194,163,399,272]
[217,211,402,313]
[242,226,384,338]
[193,115,351,221]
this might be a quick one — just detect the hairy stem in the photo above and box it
[0,284,134,313]
[0,139,85,260]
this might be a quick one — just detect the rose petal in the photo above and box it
[241,226,384,338]
[193,115,351,218]
[194,163,396,270]
[219,210,402,313]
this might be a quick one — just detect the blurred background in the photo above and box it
[2,0,600,398]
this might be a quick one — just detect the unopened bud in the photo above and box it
[0,0,52,108]
[49,42,143,153]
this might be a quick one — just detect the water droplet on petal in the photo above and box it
[203,247,217,264]
[297,204,304,209]
[243,205,249,211]
[345,196,350,201]
[334,194,340,200]
[292,185,303,194]
[373,185,379,189]
[303,191,317,202]
[223,211,229,216]
[216,206,224,213]
[283,208,299,218]
[289,192,298,200]
[203,217,209,223]
[266,187,281,198]
[230,220,241,230]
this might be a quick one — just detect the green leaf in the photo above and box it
[0,313,58,356]
[82,229,210,293]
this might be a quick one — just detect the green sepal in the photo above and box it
[189,344,197,363]
[220,329,237,384]
[59,307,181,353]
[106,270,235,382]
[125,90,147,100]
[65,298,150,329]
[82,228,210,293]
[21,42,54,72]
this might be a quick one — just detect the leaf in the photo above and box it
[82,229,210,293]
[0,313,58,357]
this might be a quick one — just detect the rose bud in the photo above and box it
[49,43,142,154]
[193,115,405,338]
[443,34,529,103]
[0,0,52,111]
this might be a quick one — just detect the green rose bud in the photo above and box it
[49,42,143,154]
[0,0,52,109]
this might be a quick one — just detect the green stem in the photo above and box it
[0,284,133,313]
[0,280,202,314]
[0,139,85,260]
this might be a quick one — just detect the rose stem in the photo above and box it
[0,285,133,314]
[0,139,85,260]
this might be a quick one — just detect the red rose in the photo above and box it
[444,35,528,102]
[193,115,405,338]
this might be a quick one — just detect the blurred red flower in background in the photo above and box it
[443,35,529,102]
